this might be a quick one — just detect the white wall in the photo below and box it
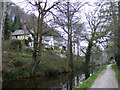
[72,43,86,56]
[42,36,54,48]
[12,35,30,40]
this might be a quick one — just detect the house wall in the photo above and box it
[12,34,34,48]
[42,36,54,48]
[12,35,30,40]
[29,42,34,48]
[72,43,86,56]
[72,43,81,56]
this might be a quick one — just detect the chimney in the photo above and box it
[22,24,26,30]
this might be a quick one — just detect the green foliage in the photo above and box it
[76,65,108,88]
[4,14,10,40]
[48,68,59,76]
[3,50,83,82]
[45,47,54,51]
[10,39,22,51]
[50,47,54,50]
[3,67,31,81]
[3,40,11,51]
[38,52,67,73]
[115,54,120,67]
[25,39,29,46]
[13,60,25,67]
[54,46,59,50]
[112,65,120,83]
[4,12,22,40]
[3,51,67,81]
[12,15,22,31]
[2,51,32,81]
[28,37,32,42]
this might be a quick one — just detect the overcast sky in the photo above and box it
[10,0,97,22]
[10,0,97,46]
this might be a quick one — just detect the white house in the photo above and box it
[54,37,67,51]
[42,36,54,48]
[72,42,86,56]
[11,28,67,51]
[11,26,86,56]
[11,29,34,47]
[12,30,30,40]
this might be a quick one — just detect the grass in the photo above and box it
[112,64,120,83]
[76,64,108,88]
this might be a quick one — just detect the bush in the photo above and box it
[10,39,22,51]
[48,69,59,76]
[13,60,25,67]
[54,46,59,50]
[45,47,54,51]
[3,67,31,81]
[112,65,120,83]
[24,39,29,46]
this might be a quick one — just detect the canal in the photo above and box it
[2,66,100,89]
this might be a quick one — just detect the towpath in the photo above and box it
[91,64,118,88]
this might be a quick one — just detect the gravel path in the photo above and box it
[91,64,118,88]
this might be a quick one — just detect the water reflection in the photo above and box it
[2,66,100,89]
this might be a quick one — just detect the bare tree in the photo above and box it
[25,0,60,74]
[52,1,85,71]
[81,1,112,78]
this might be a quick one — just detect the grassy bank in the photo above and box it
[2,51,84,82]
[76,64,108,88]
[112,65,120,83]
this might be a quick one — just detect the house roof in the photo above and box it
[12,30,29,36]
[43,29,60,37]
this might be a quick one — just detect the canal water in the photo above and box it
[2,66,100,89]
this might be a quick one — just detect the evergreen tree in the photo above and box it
[12,15,22,31]
[4,13,10,40]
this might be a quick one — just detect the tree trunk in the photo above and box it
[77,41,79,69]
[115,1,120,67]
[114,2,120,67]
[67,35,70,69]
[32,11,44,74]
[69,34,74,71]
[32,35,38,74]
[85,40,93,79]
[67,1,70,70]
[66,2,74,71]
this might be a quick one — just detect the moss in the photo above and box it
[76,65,108,88]
[112,65,120,83]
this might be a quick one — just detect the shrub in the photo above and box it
[24,39,29,46]
[112,65,120,83]
[45,47,54,51]
[54,46,59,50]
[28,37,32,42]
[2,40,11,51]
[13,60,25,67]
[48,68,59,76]
[10,39,22,51]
